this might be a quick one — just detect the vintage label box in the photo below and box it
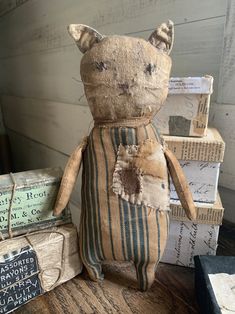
[163,128,225,203]
[161,220,219,268]
[155,76,213,137]
[0,224,82,314]
[170,192,224,225]
[0,168,71,238]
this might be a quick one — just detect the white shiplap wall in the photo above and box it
[1,0,234,221]
[210,0,235,223]
[0,0,226,103]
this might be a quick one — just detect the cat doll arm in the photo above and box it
[164,148,196,220]
[53,136,88,216]
[150,21,196,220]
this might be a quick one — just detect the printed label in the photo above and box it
[168,77,213,94]
[0,246,42,314]
[0,183,70,235]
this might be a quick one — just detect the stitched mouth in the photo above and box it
[83,81,169,90]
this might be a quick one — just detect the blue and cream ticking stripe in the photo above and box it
[79,123,169,291]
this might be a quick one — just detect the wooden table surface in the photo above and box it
[14,221,235,314]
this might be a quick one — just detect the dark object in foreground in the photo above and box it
[194,255,235,314]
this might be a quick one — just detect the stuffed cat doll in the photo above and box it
[54,21,196,291]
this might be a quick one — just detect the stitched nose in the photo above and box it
[118,82,130,95]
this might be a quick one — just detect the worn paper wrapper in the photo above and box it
[170,192,224,225]
[163,127,225,162]
[170,159,220,203]
[155,76,213,137]
[161,221,219,267]
[163,127,225,203]
[0,224,82,314]
[0,167,71,238]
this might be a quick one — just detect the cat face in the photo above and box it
[69,22,173,121]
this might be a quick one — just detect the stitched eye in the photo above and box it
[145,63,156,75]
[94,61,108,72]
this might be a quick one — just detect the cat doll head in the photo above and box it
[68,21,174,122]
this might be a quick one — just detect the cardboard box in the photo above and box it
[170,192,224,225]
[161,220,219,268]
[155,76,213,137]
[0,224,82,314]
[163,128,225,203]
[0,168,71,238]
[194,256,235,314]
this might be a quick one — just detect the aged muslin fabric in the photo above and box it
[113,139,169,210]
[80,122,169,291]
[80,35,171,121]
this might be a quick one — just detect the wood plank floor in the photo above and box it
[14,221,235,314]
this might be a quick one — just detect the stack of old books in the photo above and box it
[155,76,225,267]
[0,168,82,313]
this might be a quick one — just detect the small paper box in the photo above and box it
[194,255,235,314]
[0,224,82,314]
[163,128,225,203]
[0,167,71,238]
[155,76,213,137]
[170,192,224,225]
[161,221,219,267]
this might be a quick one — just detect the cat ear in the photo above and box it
[148,20,174,55]
[68,24,104,53]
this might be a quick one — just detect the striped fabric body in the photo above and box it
[80,122,170,291]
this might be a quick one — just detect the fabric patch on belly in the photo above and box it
[112,139,169,210]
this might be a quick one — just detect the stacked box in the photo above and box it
[162,221,220,268]
[155,76,213,137]
[156,77,226,267]
[0,168,82,313]
[169,193,224,225]
[159,142,225,266]
[162,194,224,267]
[163,128,225,203]
[0,224,82,314]
[0,167,71,238]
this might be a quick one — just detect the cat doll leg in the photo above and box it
[79,212,104,281]
[134,210,169,291]
[135,262,156,291]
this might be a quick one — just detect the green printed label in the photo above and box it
[0,183,63,232]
